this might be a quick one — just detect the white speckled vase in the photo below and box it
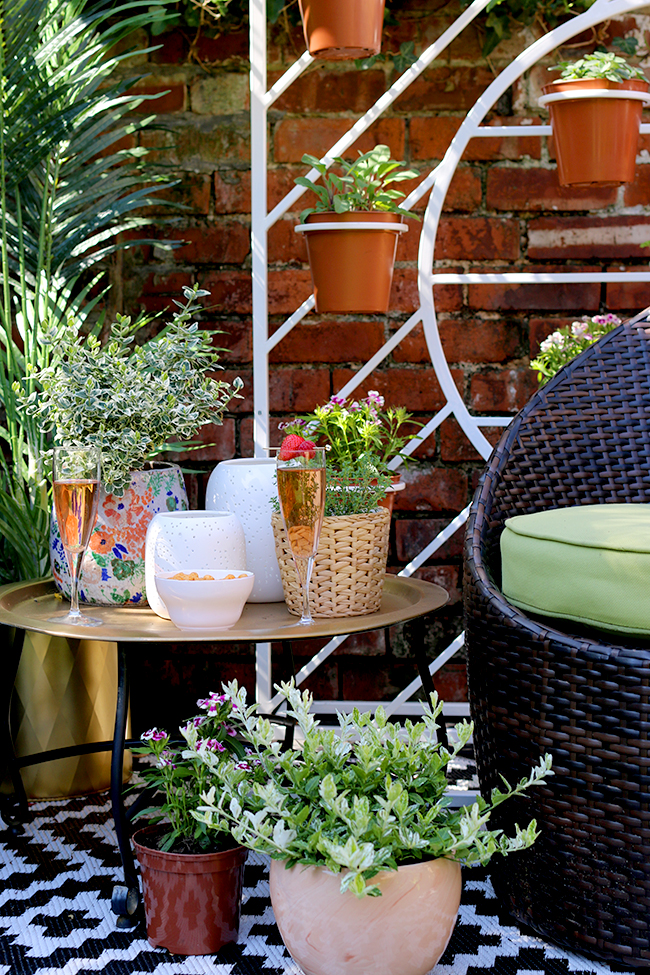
[145,510,247,620]
[269,857,462,975]
[206,458,284,602]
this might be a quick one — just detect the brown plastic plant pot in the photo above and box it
[540,78,650,187]
[133,825,248,956]
[297,212,408,314]
[298,0,385,60]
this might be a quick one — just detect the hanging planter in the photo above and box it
[133,825,248,956]
[296,212,407,313]
[538,52,650,187]
[298,0,385,61]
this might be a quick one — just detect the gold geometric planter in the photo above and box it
[11,632,131,799]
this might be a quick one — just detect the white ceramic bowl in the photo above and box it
[154,569,254,632]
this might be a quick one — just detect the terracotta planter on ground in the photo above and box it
[133,825,248,956]
[540,78,650,186]
[269,856,462,975]
[296,212,408,314]
[298,0,385,60]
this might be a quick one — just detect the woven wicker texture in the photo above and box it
[272,508,390,617]
[464,311,650,967]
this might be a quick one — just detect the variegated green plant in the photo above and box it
[191,681,554,898]
[21,286,243,495]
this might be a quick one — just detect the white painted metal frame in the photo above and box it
[249,0,650,717]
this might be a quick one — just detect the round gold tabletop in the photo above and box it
[0,576,448,643]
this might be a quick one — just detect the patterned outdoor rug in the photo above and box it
[0,763,634,975]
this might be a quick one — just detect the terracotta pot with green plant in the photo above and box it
[131,690,251,955]
[295,146,419,313]
[192,679,554,975]
[539,50,650,186]
[298,0,385,60]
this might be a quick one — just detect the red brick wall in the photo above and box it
[118,4,650,725]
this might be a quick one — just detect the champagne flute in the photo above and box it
[276,445,326,625]
[48,445,103,627]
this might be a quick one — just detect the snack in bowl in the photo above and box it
[155,569,255,631]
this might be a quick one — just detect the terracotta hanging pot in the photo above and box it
[50,461,188,606]
[269,856,462,975]
[133,825,248,956]
[539,78,650,186]
[296,212,408,314]
[298,0,385,61]
[376,473,405,515]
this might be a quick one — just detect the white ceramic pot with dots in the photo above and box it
[144,510,247,620]
[206,458,284,602]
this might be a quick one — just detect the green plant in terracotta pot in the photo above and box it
[192,679,554,975]
[22,285,243,606]
[294,145,419,313]
[539,48,649,186]
[131,688,255,955]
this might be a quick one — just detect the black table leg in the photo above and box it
[410,615,449,750]
[0,625,29,835]
[110,642,141,929]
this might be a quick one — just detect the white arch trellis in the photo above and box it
[249,0,650,717]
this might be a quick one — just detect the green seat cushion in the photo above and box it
[500,503,650,635]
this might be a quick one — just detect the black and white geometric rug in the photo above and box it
[0,784,634,975]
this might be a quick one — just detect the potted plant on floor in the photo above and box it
[271,437,393,618]
[22,285,243,606]
[282,389,421,512]
[192,680,554,975]
[295,145,419,313]
[131,689,251,955]
[539,50,650,186]
[298,0,385,61]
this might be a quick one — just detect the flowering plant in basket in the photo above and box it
[282,390,420,474]
[192,680,554,898]
[133,689,258,854]
[530,314,622,385]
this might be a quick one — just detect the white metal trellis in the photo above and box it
[249,0,650,717]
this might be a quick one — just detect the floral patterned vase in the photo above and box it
[50,463,188,606]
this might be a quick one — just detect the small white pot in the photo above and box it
[145,510,246,620]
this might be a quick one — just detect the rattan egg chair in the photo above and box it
[464,308,650,967]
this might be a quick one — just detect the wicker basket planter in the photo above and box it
[272,508,390,618]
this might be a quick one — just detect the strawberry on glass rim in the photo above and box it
[278,434,317,461]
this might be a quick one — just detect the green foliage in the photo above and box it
[283,391,420,473]
[324,459,392,516]
[554,48,647,82]
[355,41,418,73]
[191,681,554,897]
[0,0,177,582]
[479,0,595,57]
[133,690,248,854]
[296,146,420,224]
[530,314,621,385]
[21,286,243,495]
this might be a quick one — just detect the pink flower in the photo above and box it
[142,728,167,742]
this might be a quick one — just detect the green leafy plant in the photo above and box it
[0,0,177,581]
[21,286,243,495]
[296,146,420,224]
[324,459,392,516]
[283,391,420,474]
[133,689,249,854]
[191,681,554,898]
[530,314,622,384]
[552,49,647,82]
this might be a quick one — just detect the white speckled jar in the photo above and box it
[206,458,284,602]
[144,510,247,620]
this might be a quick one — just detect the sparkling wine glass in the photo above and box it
[48,445,103,627]
[276,445,326,625]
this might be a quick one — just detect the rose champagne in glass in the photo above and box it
[48,445,103,627]
[276,445,326,625]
